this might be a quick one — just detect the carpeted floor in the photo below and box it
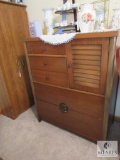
[0,106,120,160]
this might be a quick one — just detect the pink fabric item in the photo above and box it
[116,47,120,77]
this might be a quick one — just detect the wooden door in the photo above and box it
[0,3,21,117]
[0,3,33,118]
[17,6,34,109]
[8,5,33,114]
[66,38,109,95]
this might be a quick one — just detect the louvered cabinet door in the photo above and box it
[66,38,109,95]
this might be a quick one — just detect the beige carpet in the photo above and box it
[0,106,120,160]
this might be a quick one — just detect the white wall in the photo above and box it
[23,0,120,117]
[23,0,62,25]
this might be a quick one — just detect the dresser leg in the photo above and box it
[38,115,42,122]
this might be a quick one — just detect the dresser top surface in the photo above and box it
[24,31,119,42]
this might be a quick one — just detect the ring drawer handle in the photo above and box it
[59,103,68,113]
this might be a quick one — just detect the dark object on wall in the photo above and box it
[116,47,120,77]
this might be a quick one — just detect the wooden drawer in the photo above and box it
[37,100,103,141]
[26,41,66,55]
[34,83,104,119]
[28,56,67,73]
[31,70,69,87]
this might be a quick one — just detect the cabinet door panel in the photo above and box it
[66,38,109,95]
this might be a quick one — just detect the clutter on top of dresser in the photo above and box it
[54,0,78,34]
[54,0,110,34]
[77,3,96,33]
[94,0,110,29]
[95,5,105,30]
[11,0,23,4]
[111,3,120,29]
[55,0,78,11]
[42,8,54,35]
[29,20,43,37]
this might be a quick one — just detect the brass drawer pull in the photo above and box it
[44,62,47,65]
[68,64,72,68]
[59,103,68,113]
[41,48,46,52]
[45,76,49,80]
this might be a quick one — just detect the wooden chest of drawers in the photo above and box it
[24,31,119,141]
